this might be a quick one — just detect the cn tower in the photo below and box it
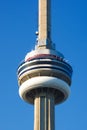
[17,0,73,130]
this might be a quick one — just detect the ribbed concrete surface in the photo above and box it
[34,93,55,130]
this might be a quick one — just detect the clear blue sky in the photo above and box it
[0,0,87,130]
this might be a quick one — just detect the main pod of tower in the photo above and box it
[17,46,72,105]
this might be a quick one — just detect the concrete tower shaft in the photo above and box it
[34,93,54,130]
[38,0,51,41]
[37,0,53,49]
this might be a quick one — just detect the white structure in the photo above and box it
[17,0,73,130]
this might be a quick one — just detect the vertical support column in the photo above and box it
[34,96,40,130]
[34,93,55,130]
[38,0,51,47]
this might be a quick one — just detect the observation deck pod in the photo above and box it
[17,49,73,105]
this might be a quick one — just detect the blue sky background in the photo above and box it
[0,0,87,130]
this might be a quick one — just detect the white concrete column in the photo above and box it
[34,93,55,130]
[38,0,51,44]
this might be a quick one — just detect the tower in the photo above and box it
[17,0,73,130]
